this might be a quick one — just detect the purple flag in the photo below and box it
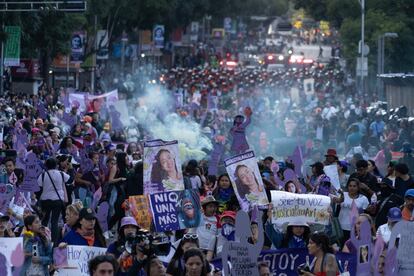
[92,187,102,210]
[385,247,397,276]
[97,202,109,232]
[109,105,123,131]
[350,199,359,226]
[208,140,224,176]
[287,145,304,177]
[37,102,48,120]
[373,234,385,276]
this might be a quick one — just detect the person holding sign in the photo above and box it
[234,164,268,206]
[151,149,183,191]
[21,215,53,276]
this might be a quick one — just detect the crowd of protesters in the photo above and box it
[0,52,413,276]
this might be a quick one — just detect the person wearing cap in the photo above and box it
[349,159,379,199]
[107,217,140,273]
[376,207,402,244]
[324,148,339,166]
[193,195,219,259]
[402,189,414,221]
[61,207,106,247]
[206,211,236,259]
[0,214,14,237]
[374,178,404,229]
[265,204,310,249]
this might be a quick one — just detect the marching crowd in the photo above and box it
[0,58,413,276]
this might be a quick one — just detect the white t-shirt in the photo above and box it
[196,214,218,250]
[376,223,392,244]
[338,192,369,231]
[38,169,69,201]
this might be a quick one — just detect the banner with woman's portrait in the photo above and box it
[224,151,269,211]
[143,139,184,194]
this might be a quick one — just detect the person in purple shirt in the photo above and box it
[230,107,252,154]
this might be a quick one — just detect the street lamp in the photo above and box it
[377,32,398,99]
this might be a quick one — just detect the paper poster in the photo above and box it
[270,191,331,225]
[148,189,201,232]
[388,221,414,276]
[143,139,184,194]
[153,25,164,48]
[70,31,86,63]
[68,90,119,113]
[129,195,152,230]
[58,246,107,276]
[303,78,315,95]
[224,151,269,212]
[0,237,24,276]
[323,164,340,190]
[212,248,356,276]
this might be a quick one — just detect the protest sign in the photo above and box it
[349,219,372,276]
[0,183,15,213]
[68,90,118,113]
[70,31,86,63]
[143,139,184,194]
[20,152,42,192]
[225,151,268,212]
[148,189,201,232]
[303,78,315,95]
[212,248,356,276]
[129,195,152,230]
[153,25,165,48]
[58,245,106,276]
[323,164,340,190]
[222,210,263,276]
[270,191,331,225]
[0,237,24,276]
[388,220,414,276]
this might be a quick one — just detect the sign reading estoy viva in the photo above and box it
[270,191,331,225]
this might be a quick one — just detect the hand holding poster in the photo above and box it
[149,189,201,232]
[143,139,184,194]
[270,191,331,225]
[224,151,269,211]
[58,245,106,276]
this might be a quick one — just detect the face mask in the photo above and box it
[222,223,235,236]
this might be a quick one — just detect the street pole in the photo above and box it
[377,35,383,95]
[360,0,365,95]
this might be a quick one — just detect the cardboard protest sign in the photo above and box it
[349,219,372,276]
[323,164,340,190]
[270,191,331,225]
[0,237,24,276]
[221,210,263,276]
[129,195,152,230]
[212,248,357,276]
[148,189,201,232]
[225,151,268,212]
[303,78,315,95]
[388,220,414,276]
[20,152,42,192]
[143,139,184,194]
[58,245,106,276]
[0,183,15,213]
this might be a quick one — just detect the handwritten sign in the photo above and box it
[270,191,331,225]
[129,195,152,230]
[58,245,106,276]
[20,152,42,192]
[388,221,414,276]
[0,237,24,276]
[148,189,201,232]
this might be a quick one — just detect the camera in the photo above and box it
[126,230,171,257]
[297,264,311,275]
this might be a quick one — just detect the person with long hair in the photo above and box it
[234,164,267,206]
[333,178,369,245]
[20,215,53,276]
[61,202,83,238]
[166,234,200,276]
[302,232,340,276]
[151,149,183,191]
[183,248,209,276]
[368,159,382,178]
[58,136,78,155]
[61,208,106,247]
[213,174,235,213]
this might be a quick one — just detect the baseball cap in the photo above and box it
[220,211,236,222]
[120,217,139,229]
[387,207,402,222]
[405,189,414,198]
[78,208,96,220]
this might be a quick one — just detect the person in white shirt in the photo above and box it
[37,157,69,245]
[333,178,369,244]
[376,207,402,244]
[194,195,219,260]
